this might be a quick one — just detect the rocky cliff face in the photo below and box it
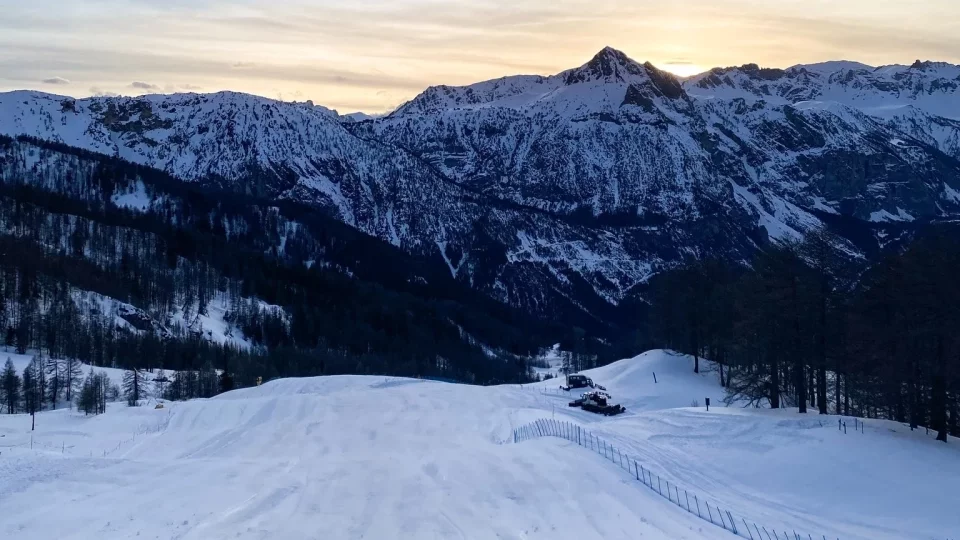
[3,48,959,326]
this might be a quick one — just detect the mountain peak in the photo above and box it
[565,46,646,84]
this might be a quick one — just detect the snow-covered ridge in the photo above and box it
[686,58,960,120]
[2,47,960,321]
[391,47,690,117]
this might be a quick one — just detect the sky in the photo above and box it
[2,0,959,114]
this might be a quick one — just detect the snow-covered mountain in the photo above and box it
[2,48,960,324]
[687,59,960,120]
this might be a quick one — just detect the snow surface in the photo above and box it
[0,350,957,540]
[110,180,152,212]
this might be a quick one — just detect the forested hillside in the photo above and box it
[0,135,561,387]
[646,227,960,441]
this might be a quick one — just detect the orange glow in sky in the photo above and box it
[2,0,959,113]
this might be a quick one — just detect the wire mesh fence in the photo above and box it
[0,409,172,458]
[513,418,838,540]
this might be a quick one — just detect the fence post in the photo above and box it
[772,529,780,540]
[755,524,765,540]
[634,460,640,481]
[685,490,691,512]
[727,511,738,534]
[657,476,663,496]
[675,486,680,506]
[706,502,714,524]
[695,495,701,518]
[665,480,671,502]
[718,508,727,529]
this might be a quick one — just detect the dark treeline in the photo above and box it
[647,228,960,442]
[0,135,558,390]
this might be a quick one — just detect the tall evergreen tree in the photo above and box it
[22,360,40,415]
[1,358,20,414]
[122,368,146,406]
[46,355,63,409]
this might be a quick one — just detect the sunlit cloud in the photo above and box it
[130,81,160,90]
[2,0,959,113]
[41,76,70,85]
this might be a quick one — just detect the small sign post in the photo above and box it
[705,397,710,412]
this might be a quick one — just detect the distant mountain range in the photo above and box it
[2,47,959,328]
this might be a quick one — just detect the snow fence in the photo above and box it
[513,418,835,540]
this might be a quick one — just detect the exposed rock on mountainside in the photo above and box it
[3,48,959,325]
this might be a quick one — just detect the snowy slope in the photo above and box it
[533,351,960,539]
[1,350,956,540]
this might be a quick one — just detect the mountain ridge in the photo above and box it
[2,47,959,327]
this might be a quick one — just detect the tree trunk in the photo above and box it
[817,280,828,414]
[769,350,780,409]
[933,337,948,442]
[948,391,959,438]
[910,357,921,430]
[843,374,849,416]
[717,347,726,387]
[792,278,806,414]
[835,369,841,415]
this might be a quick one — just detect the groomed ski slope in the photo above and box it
[1,350,957,540]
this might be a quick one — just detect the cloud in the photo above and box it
[41,76,70,85]
[664,60,695,66]
[232,61,256,69]
[180,84,203,90]
[90,87,119,98]
[130,81,160,90]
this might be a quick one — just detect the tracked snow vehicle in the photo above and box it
[568,390,626,416]
[560,374,606,392]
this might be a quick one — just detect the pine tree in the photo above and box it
[62,356,83,408]
[154,368,168,398]
[1,358,20,414]
[77,372,96,415]
[45,355,63,409]
[95,371,111,414]
[218,370,234,394]
[122,368,146,406]
[22,361,40,415]
[198,361,217,398]
[33,355,46,411]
